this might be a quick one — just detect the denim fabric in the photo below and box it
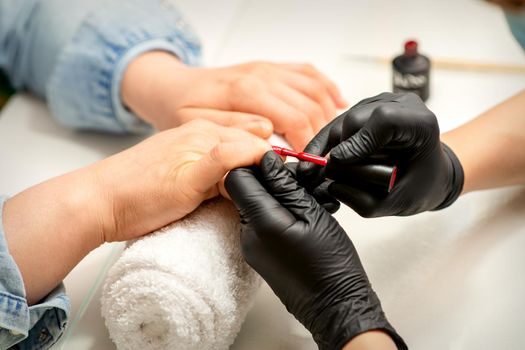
[505,9,525,52]
[0,197,70,350]
[0,0,201,133]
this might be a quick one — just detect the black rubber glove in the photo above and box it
[285,162,340,214]
[225,151,407,350]
[298,92,464,217]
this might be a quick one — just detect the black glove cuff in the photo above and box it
[310,292,408,350]
[434,143,465,211]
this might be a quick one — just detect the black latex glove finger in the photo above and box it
[286,162,340,214]
[225,165,297,236]
[330,96,439,165]
[339,92,404,140]
[297,112,345,188]
[312,180,340,214]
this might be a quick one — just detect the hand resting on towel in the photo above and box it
[3,119,270,304]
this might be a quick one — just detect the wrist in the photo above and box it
[433,142,465,210]
[58,167,107,251]
[309,291,407,350]
[121,51,189,129]
[342,330,399,350]
[2,167,104,303]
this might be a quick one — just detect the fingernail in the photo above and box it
[245,121,272,137]
[258,120,273,134]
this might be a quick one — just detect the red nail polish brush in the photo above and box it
[272,146,328,166]
[272,145,397,193]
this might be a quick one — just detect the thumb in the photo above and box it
[188,139,271,196]
[225,160,297,235]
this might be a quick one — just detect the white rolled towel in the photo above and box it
[101,198,261,350]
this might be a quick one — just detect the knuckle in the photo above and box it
[310,79,324,92]
[280,114,302,131]
[247,62,274,77]
[306,103,324,119]
[371,105,397,129]
[374,104,396,121]
[231,76,262,96]
[325,79,337,91]
[209,143,228,165]
[306,80,326,100]
[292,114,308,128]
[209,143,240,173]
[300,63,316,74]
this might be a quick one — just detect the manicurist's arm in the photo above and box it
[441,90,525,193]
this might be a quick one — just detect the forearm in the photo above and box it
[342,330,398,350]
[441,89,525,193]
[2,167,103,305]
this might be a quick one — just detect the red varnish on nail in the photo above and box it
[272,146,328,166]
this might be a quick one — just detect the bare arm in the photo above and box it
[342,331,398,350]
[442,90,525,194]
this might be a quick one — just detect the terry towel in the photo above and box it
[101,198,261,350]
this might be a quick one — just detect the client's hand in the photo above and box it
[122,51,347,150]
[92,119,271,243]
[3,120,269,304]
[225,151,406,350]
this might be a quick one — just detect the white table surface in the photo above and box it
[1,0,525,349]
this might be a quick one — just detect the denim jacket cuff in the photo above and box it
[46,0,202,134]
[111,39,194,133]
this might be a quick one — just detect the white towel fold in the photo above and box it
[101,198,261,350]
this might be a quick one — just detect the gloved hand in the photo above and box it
[285,162,340,214]
[297,92,464,217]
[225,151,407,350]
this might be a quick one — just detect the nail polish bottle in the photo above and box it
[392,40,430,101]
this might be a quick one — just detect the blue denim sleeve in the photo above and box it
[0,0,201,133]
[505,9,525,52]
[0,197,70,350]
